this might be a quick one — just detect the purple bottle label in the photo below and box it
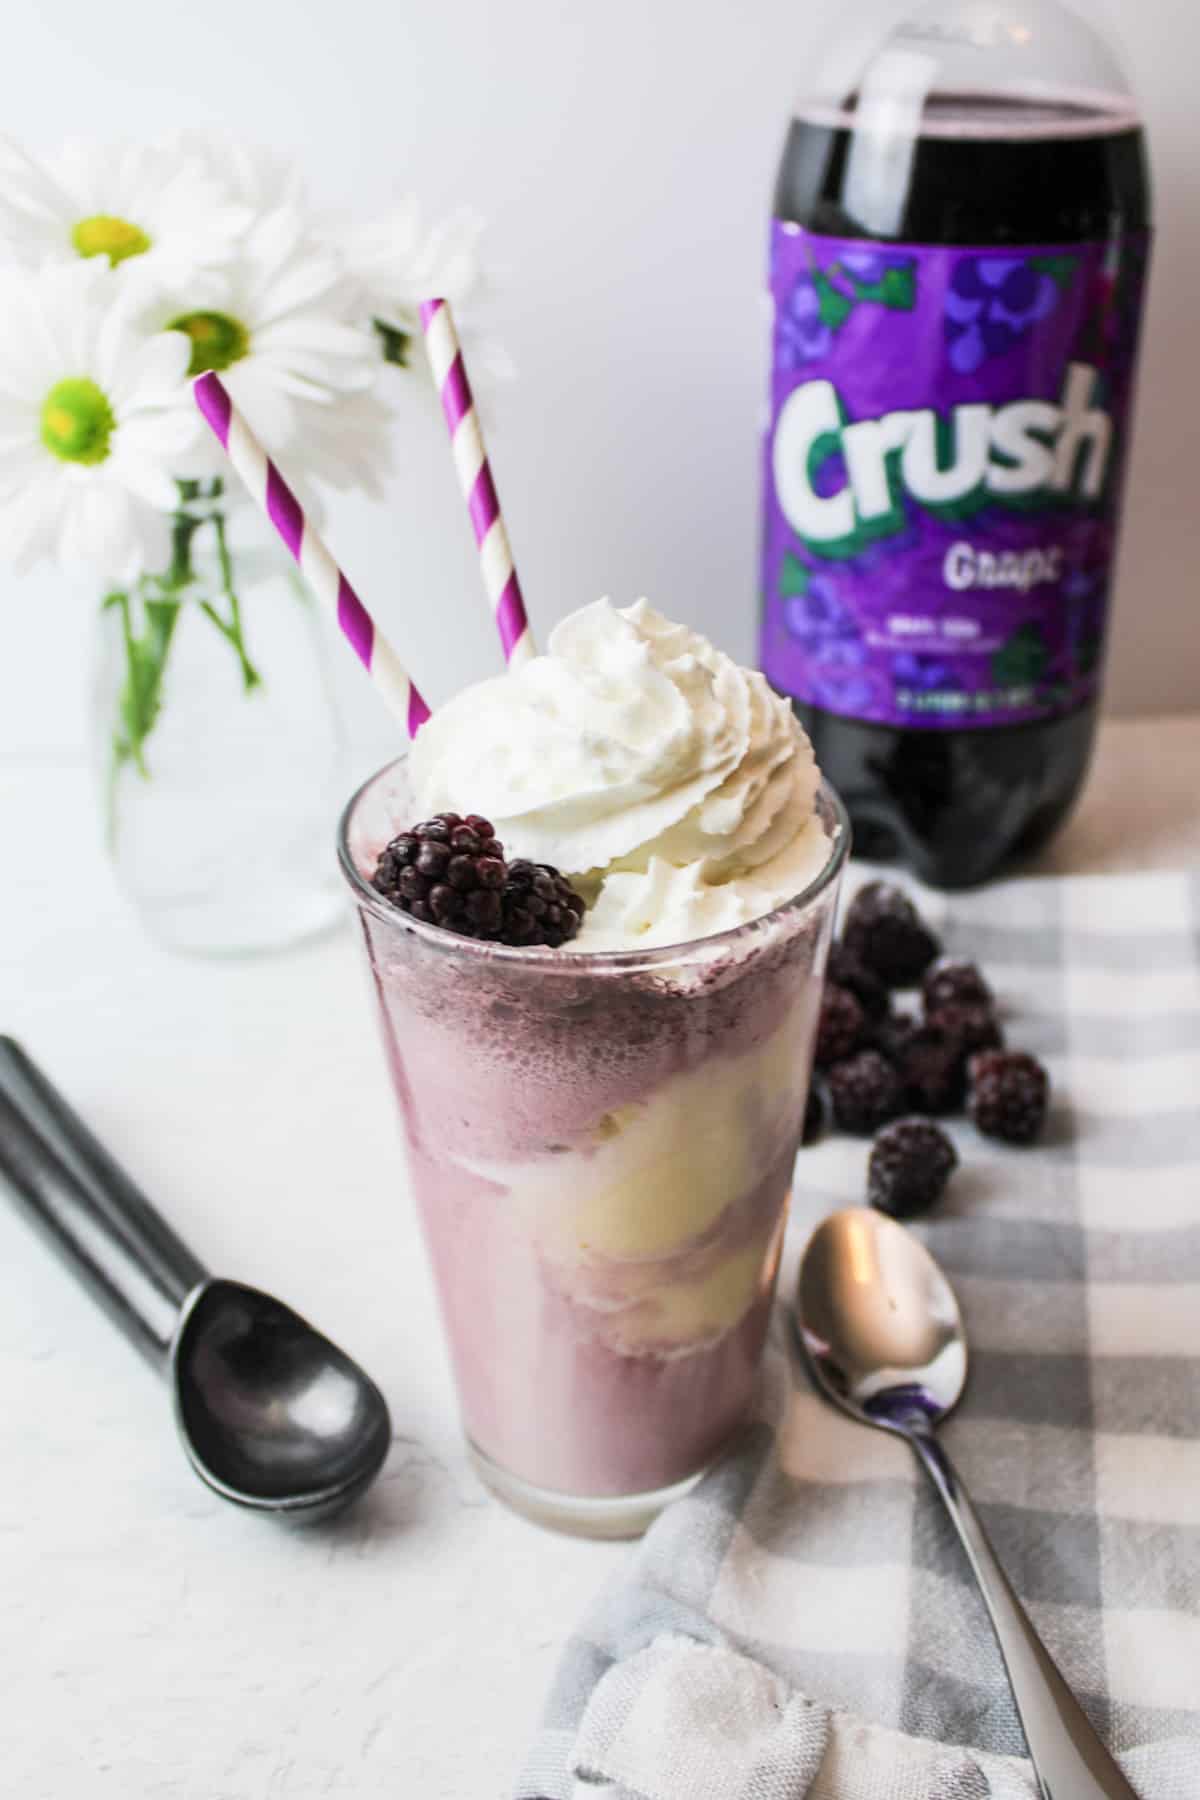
[760,225,1149,728]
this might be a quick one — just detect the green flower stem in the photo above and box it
[106,478,265,847]
[106,584,183,855]
[168,503,201,585]
[207,506,262,692]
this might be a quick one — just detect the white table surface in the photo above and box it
[3,714,1198,1800]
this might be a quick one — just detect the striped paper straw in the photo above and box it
[419,297,536,667]
[193,372,431,739]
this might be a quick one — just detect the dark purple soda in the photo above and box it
[760,4,1151,887]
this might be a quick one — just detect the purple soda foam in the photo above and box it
[344,601,845,1520]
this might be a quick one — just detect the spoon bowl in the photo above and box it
[797,1205,966,1429]
[173,1280,392,1521]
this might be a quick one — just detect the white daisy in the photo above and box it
[300,385,395,498]
[162,129,307,215]
[141,207,380,472]
[340,198,514,386]
[0,261,199,579]
[0,135,249,290]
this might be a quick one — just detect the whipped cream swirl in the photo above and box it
[409,599,827,951]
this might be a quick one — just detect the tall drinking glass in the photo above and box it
[339,758,848,1536]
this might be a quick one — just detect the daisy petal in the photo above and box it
[0,465,66,571]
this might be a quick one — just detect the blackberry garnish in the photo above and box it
[372,812,507,938]
[842,881,940,988]
[900,1022,967,1115]
[868,1118,958,1220]
[922,959,994,1015]
[826,1050,905,1135]
[815,984,867,1068]
[500,860,586,949]
[826,944,890,1022]
[969,1050,1049,1145]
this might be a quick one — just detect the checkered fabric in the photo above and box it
[516,869,1200,1799]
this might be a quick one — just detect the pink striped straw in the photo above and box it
[419,297,536,667]
[193,372,431,738]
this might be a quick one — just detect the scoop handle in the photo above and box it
[912,1430,1141,1800]
[0,1036,206,1369]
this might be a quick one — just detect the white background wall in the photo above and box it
[2,0,1196,770]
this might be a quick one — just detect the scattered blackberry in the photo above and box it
[868,1118,959,1220]
[826,944,890,1022]
[500,860,586,949]
[842,882,941,988]
[969,1050,1049,1145]
[927,1002,1004,1060]
[873,1009,918,1068]
[922,959,994,1015]
[801,1083,826,1146]
[372,812,507,938]
[827,1050,905,1135]
[900,1022,967,1115]
[815,984,867,1068]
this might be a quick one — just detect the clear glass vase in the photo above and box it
[93,486,347,956]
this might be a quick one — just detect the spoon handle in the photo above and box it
[911,1431,1140,1800]
[0,1037,207,1369]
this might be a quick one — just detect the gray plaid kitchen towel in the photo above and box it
[516,868,1200,1800]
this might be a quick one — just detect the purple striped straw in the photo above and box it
[419,297,536,667]
[193,372,431,738]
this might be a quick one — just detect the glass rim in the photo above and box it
[336,756,851,975]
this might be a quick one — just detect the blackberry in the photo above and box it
[969,1050,1049,1145]
[826,944,890,1021]
[842,881,941,988]
[873,1009,918,1068]
[500,860,586,949]
[922,959,994,1015]
[900,1022,967,1115]
[827,1050,905,1135]
[801,1083,826,1146]
[927,1002,1004,1060]
[868,1118,959,1219]
[815,984,867,1068]
[372,812,507,938]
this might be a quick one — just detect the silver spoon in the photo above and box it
[796,1206,1139,1800]
[0,1036,391,1522]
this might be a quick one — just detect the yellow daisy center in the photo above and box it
[71,214,152,267]
[40,377,116,465]
[167,310,251,378]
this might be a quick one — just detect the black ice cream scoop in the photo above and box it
[0,1036,391,1522]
